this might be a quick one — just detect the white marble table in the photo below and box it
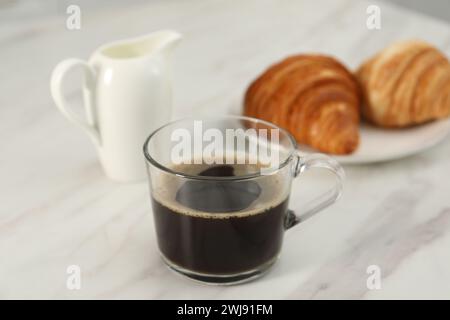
[1,0,450,299]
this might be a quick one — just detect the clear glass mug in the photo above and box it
[143,115,344,284]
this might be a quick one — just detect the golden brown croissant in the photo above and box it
[244,55,361,155]
[356,40,450,127]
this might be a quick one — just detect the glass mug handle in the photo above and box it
[284,153,345,229]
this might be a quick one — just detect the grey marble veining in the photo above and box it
[1,0,450,299]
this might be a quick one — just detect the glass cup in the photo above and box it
[143,115,344,284]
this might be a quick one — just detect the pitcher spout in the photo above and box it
[97,30,182,60]
[150,30,182,55]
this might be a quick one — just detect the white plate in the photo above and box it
[297,119,450,164]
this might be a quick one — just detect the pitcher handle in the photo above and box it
[50,58,100,146]
[285,153,345,229]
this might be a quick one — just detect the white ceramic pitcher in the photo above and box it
[50,30,182,182]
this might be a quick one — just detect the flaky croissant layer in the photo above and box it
[244,54,361,155]
[356,40,450,127]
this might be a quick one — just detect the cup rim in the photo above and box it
[143,115,298,181]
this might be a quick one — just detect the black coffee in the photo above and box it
[151,163,289,275]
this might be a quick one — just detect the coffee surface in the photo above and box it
[152,163,288,218]
[175,165,262,212]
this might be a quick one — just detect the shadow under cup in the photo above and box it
[143,116,297,284]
